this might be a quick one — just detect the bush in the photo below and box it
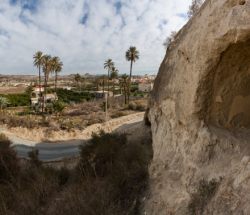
[0,134,20,184]
[128,100,147,111]
[77,131,150,212]
[1,115,39,129]
[28,149,42,168]
[0,93,30,107]
[110,111,127,118]
[188,178,221,214]
[0,130,152,215]
[53,100,66,114]
[56,89,94,104]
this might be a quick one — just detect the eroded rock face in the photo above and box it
[145,0,250,214]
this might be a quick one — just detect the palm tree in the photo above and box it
[104,59,114,97]
[51,57,60,91]
[125,46,139,103]
[120,74,129,105]
[101,75,106,94]
[110,67,119,96]
[94,77,101,91]
[53,58,63,93]
[42,55,52,112]
[33,51,43,99]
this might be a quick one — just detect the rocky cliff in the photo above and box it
[145,0,250,214]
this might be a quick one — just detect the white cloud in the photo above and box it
[0,0,191,75]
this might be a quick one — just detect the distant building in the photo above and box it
[61,86,72,90]
[31,86,57,107]
[93,91,113,99]
[138,83,154,93]
[33,86,44,93]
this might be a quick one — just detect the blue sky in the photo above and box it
[0,0,191,75]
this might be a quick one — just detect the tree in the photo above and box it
[42,55,52,112]
[53,100,66,116]
[33,51,43,101]
[80,76,86,91]
[163,31,177,50]
[101,75,106,94]
[188,0,204,18]
[120,74,129,105]
[104,59,114,97]
[94,77,101,91]
[125,46,139,103]
[51,57,59,91]
[25,84,33,97]
[74,73,81,89]
[54,58,63,93]
[110,67,119,96]
[0,97,9,110]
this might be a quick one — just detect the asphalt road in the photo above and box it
[13,142,83,162]
[0,113,144,162]
[0,127,84,161]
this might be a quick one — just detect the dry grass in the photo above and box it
[0,86,26,95]
[0,98,147,132]
[0,131,152,215]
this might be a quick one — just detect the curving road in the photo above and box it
[0,113,144,162]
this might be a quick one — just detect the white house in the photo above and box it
[31,86,57,107]
[138,83,154,93]
[93,91,113,99]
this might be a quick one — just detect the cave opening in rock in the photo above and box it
[206,39,250,129]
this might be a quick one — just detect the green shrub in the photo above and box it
[56,89,94,104]
[0,94,30,107]
[53,100,66,114]
[0,97,9,109]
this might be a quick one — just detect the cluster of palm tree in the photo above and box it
[33,51,63,112]
[104,46,139,105]
[104,59,119,97]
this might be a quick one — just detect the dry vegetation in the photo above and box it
[0,86,26,95]
[0,98,147,132]
[0,130,152,215]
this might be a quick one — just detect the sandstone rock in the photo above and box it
[145,0,250,214]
